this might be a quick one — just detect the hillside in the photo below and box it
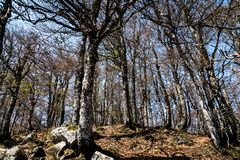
[1,124,239,160]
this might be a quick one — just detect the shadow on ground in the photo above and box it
[95,144,190,160]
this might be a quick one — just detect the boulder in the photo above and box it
[31,146,46,158]
[50,127,78,148]
[21,131,37,145]
[91,151,114,160]
[48,141,67,158]
[60,149,76,160]
[4,146,27,160]
[0,148,7,159]
[50,127,68,144]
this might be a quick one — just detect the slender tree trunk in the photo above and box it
[72,77,79,124]
[150,64,166,125]
[199,99,220,148]
[193,26,239,147]
[47,72,53,127]
[73,36,86,125]
[28,97,36,131]
[92,72,99,125]
[0,94,7,131]
[0,79,21,140]
[10,107,19,135]
[0,0,12,56]
[153,49,172,128]
[142,56,149,127]
[60,79,69,126]
[131,51,138,124]
[175,81,188,130]
[118,31,133,127]
[121,50,133,127]
[102,63,108,125]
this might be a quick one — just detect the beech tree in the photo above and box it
[0,0,239,156]
[16,0,138,157]
[142,0,240,148]
[0,31,38,140]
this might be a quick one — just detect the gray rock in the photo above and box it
[65,130,78,148]
[51,127,68,144]
[91,151,114,160]
[176,136,193,145]
[50,127,78,148]
[4,146,27,160]
[21,131,37,145]
[48,141,67,158]
[31,146,46,158]
[0,148,7,160]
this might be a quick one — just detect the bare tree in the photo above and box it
[16,0,138,157]
[0,31,38,140]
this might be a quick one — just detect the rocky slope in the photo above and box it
[0,124,239,159]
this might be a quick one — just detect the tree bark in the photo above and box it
[150,64,166,125]
[0,0,12,56]
[153,49,172,128]
[60,78,69,126]
[120,44,133,127]
[131,50,138,124]
[78,36,99,158]
[73,36,86,125]
[28,89,36,131]
[199,99,220,148]
[0,77,21,140]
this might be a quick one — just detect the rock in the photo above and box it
[31,146,46,158]
[21,131,37,145]
[60,149,76,160]
[176,136,193,145]
[4,146,27,160]
[48,141,67,158]
[51,127,68,144]
[0,148,7,159]
[65,130,78,148]
[50,127,78,148]
[91,151,114,160]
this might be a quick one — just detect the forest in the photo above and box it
[0,0,239,159]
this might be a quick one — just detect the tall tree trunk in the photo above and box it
[117,30,133,127]
[131,51,138,124]
[78,37,99,158]
[60,79,69,126]
[73,36,86,125]
[199,99,220,148]
[101,62,108,125]
[142,56,149,127]
[153,49,172,128]
[150,64,166,125]
[121,48,133,127]
[193,26,239,147]
[0,94,7,131]
[72,77,79,124]
[0,77,21,140]
[47,72,53,127]
[28,94,36,131]
[0,0,12,56]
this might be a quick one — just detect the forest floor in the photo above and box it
[1,124,239,160]
[94,125,235,160]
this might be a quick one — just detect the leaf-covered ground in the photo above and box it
[94,125,234,160]
[2,124,239,159]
